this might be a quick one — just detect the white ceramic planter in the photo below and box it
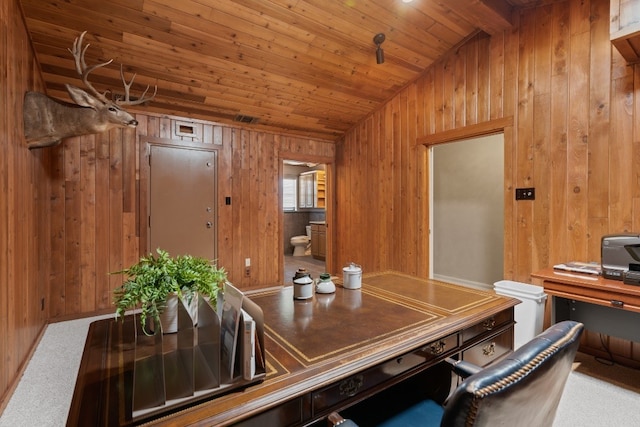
[158,293,199,333]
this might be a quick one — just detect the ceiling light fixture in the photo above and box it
[373,33,386,64]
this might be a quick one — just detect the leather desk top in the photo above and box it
[255,271,497,367]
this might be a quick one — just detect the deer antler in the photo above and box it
[118,64,157,106]
[69,31,113,103]
[69,31,156,106]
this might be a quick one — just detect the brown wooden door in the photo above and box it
[149,144,217,260]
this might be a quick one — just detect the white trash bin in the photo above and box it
[494,280,547,350]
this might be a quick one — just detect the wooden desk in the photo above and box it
[67,271,516,426]
[531,268,640,343]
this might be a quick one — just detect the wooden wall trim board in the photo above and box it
[416,117,514,146]
[4,0,640,411]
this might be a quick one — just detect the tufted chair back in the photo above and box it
[441,320,583,426]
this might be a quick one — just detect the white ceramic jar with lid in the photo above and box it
[342,263,362,289]
[293,275,314,299]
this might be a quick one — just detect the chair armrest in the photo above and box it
[328,412,359,427]
[444,357,482,379]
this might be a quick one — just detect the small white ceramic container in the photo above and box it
[293,275,314,299]
[343,263,362,289]
[315,273,336,294]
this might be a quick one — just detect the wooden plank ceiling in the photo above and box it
[19,0,536,141]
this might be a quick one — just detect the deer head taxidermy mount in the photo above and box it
[23,31,157,149]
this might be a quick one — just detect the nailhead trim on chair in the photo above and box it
[465,322,582,426]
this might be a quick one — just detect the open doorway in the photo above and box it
[429,133,504,290]
[282,159,326,283]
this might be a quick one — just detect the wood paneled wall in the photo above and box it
[4,0,640,409]
[45,115,335,319]
[0,0,51,410]
[336,0,640,366]
[3,2,334,404]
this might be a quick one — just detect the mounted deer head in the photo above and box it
[23,31,156,149]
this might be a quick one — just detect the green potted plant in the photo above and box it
[112,248,227,335]
[174,253,227,326]
[175,253,227,305]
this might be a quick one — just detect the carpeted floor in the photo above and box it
[1,316,639,427]
[553,352,640,426]
[0,315,113,427]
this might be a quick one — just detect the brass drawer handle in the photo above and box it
[429,340,446,355]
[339,375,364,397]
[482,318,496,330]
[483,342,496,357]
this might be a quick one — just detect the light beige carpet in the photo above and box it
[570,351,640,393]
[553,352,640,426]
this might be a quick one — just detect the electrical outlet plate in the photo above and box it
[515,187,535,200]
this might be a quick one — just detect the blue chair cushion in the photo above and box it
[376,399,444,427]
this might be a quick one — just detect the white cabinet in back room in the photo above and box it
[298,170,325,209]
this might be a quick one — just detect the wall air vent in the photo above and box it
[234,114,259,124]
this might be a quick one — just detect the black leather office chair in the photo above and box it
[328,320,584,427]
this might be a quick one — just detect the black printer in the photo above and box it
[601,234,640,284]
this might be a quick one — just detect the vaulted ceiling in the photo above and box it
[20,0,537,141]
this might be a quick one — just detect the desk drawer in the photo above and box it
[235,398,303,427]
[462,310,513,343]
[462,328,512,368]
[312,334,458,414]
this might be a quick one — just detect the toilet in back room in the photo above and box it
[290,226,311,256]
